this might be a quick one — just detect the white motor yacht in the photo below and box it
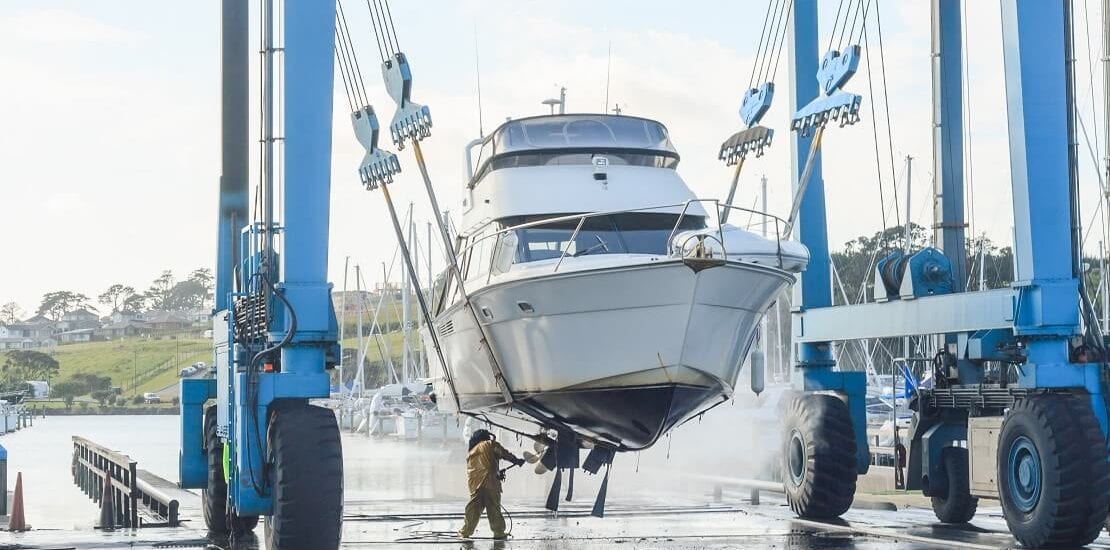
[426,113,808,451]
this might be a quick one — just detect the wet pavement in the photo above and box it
[4,415,1110,548]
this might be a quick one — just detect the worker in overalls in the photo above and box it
[458,429,524,539]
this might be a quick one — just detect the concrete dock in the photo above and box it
[5,414,1110,549]
[6,479,1108,549]
[10,410,1110,549]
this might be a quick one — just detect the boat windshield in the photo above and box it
[499,212,706,263]
[471,115,679,181]
[496,116,675,152]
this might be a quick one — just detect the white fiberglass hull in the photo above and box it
[426,258,792,450]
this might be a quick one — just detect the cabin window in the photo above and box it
[487,152,677,173]
[500,213,706,264]
[462,226,496,282]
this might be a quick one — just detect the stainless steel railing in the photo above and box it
[449,199,789,285]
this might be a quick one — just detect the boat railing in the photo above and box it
[452,200,790,286]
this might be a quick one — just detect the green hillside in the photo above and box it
[49,338,212,396]
[25,297,424,407]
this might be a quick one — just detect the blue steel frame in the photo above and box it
[787,0,870,475]
[788,0,1110,490]
[1001,0,1106,432]
[180,0,340,517]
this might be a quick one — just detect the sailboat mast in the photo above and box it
[903,155,913,372]
[426,221,433,378]
[381,262,397,384]
[339,256,349,397]
[355,264,365,398]
[1103,0,1110,333]
[760,175,770,377]
[402,206,413,383]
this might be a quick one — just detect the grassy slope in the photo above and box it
[32,298,422,402]
[48,338,212,396]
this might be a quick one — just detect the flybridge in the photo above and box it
[468,114,680,185]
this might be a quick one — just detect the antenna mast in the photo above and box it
[605,42,612,113]
[474,25,485,137]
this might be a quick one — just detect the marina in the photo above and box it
[6,0,1110,548]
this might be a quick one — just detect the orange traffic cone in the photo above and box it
[7,472,27,532]
[98,474,114,530]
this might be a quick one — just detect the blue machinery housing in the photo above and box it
[179,0,339,518]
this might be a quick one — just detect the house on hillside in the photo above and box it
[0,337,36,350]
[145,310,193,333]
[0,316,56,348]
[185,309,211,325]
[58,328,96,343]
[98,319,152,339]
[58,308,101,332]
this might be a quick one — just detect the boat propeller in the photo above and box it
[539,440,615,518]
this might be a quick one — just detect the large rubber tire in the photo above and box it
[931,447,978,523]
[264,402,344,550]
[997,394,1109,548]
[201,406,259,535]
[781,393,857,519]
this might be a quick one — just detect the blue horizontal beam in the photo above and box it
[793,289,1017,342]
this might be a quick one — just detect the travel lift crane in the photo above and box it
[179,1,344,549]
[777,0,1110,547]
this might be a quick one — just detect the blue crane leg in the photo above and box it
[230,0,339,516]
[179,0,249,492]
[788,0,869,474]
[215,0,250,312]
[276,0,338,386]
[932,0,966,293]
[788,0,832,347]
[933,0,979,383]
[1001,0,1106,434]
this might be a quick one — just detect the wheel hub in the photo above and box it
[788,430,806,485]
[1007,435,1041,513]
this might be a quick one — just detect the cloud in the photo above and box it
[0,8,144,46]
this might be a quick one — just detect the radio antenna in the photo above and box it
[604,41,612,113]
[473,23,485,138]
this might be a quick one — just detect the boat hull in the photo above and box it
[427,259,792,449]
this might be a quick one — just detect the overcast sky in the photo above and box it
[1,1,1107,315]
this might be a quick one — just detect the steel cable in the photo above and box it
[769,0,794,83]
[748,0,777,89]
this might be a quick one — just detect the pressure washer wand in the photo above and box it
[498,462,519,481]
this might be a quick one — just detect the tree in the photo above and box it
[69,373,112,393]
[145,270,176,310]
[155,268,215,311]
[36,290,95,321]
[2,350,60,385]
[52,380,83,410]
[188,268,214,309]
[91,388,114,407]
[121,293,147,314]
[0,302,23,324]
[98,284,137,313]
